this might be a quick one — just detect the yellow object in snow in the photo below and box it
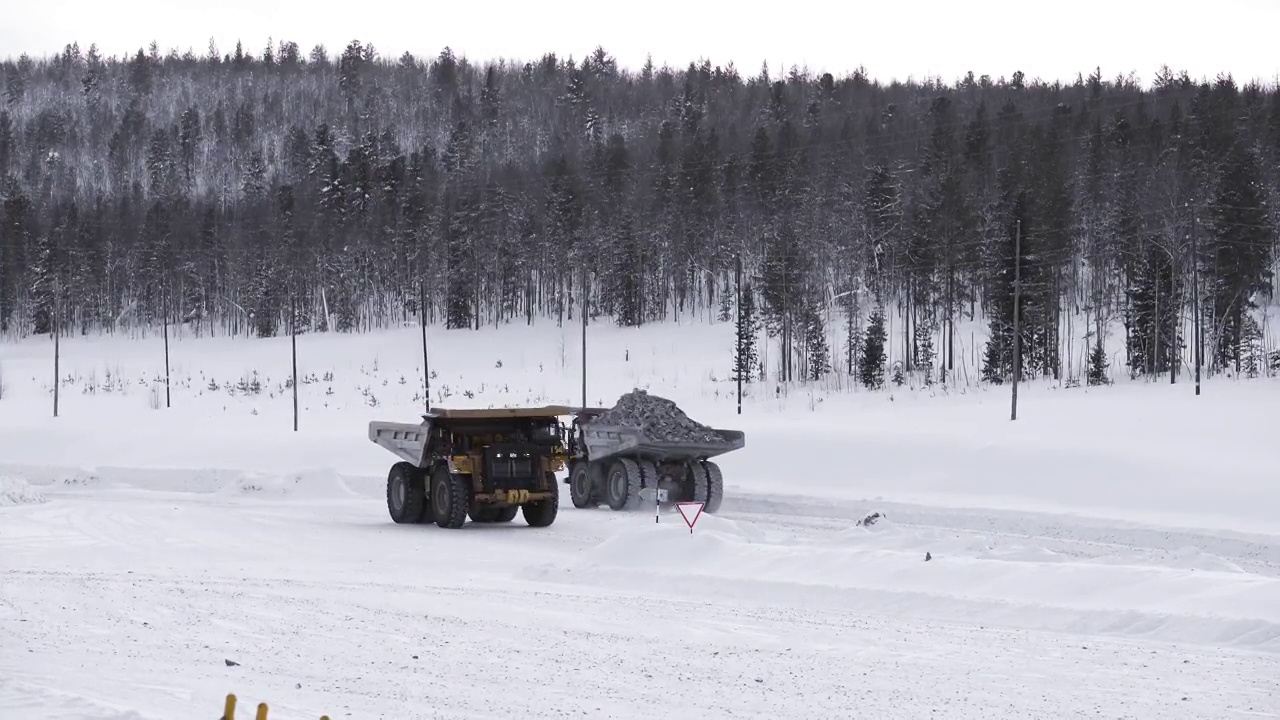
[221,693,330,720]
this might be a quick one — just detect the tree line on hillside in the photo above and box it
[0,40,1277,388]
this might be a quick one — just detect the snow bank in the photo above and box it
[585,518,1278,622]
[0,463,372,501]
[566,512,1280,650]
[0,477,47,506]
[586,513,765,568]
[216,468,365,500]
[0,678,153,720]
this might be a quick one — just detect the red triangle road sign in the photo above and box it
[676,502,704,531]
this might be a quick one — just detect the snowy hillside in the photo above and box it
[2,320,1279,719]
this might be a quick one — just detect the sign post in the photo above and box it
[675,502,704,534]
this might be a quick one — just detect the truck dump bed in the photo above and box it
[369,406,590,468]
[368,420,431,467]
[579,423,745,462]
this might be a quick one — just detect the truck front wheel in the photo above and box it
[568,460,597,508]
[522,472,559,527]
[606,458,644,511]
[430,466,470,529]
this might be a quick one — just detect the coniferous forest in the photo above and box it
[1,40,1277,386]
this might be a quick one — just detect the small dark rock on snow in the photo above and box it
[856,512,883,527]
[224,659,240,667]
[588,389,726,444]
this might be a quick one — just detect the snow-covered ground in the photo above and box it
[2,320,1279,718]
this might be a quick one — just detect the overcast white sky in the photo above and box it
[3,0,1279,86]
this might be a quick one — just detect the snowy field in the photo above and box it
[2,320,1279,719]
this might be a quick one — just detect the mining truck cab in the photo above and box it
[432,410,565,487]
[565,407,607,459]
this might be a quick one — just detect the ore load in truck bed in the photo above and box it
[587,390,729,444]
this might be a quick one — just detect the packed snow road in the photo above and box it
[2,472,1278,719]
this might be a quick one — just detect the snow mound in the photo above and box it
[584,513,762,567]
[0,465,100,489]
[829,515,1245,571]
[0,477,48,506]
[588,389,727,444]
[1,464,364,500]
[0,677,151,720]
[217,468,361,499]
[1164,546,1247,573]
[564,514,1280,653]
[828,515,1070,563]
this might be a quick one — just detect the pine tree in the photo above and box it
[860,306,887,389]
[718,288,732,322]
[843,296,862,380]
[1124,243,1177,377]
[733,282,760,387]
[1240,315,1265,378]
[914,314,938,385]
[802,296,830,382]
[0,111,13,177]
[1088,337,1110,386]
[983,181,1030,384]
[1208,139,1273,372]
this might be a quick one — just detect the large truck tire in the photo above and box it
[387,462,428,524]
[568,460,598,508]
[430,466,470,529]
[606,458,644,511]
[637,459,661,504]
[522,472,559,527]
[702,460,725,514]
[689,462,710,507]
[494,505,519,522]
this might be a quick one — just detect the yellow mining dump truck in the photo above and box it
[368,405,576,529]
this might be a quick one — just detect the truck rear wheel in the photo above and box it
[637,459,661,503]
[430,466,470,529]
[522,472,559,527]
[702,461,725,514]
[606,458,644,511]
[568,460,597,508]
[387,462,428,524]
[688,461,725,513]
[689,462,710,508]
